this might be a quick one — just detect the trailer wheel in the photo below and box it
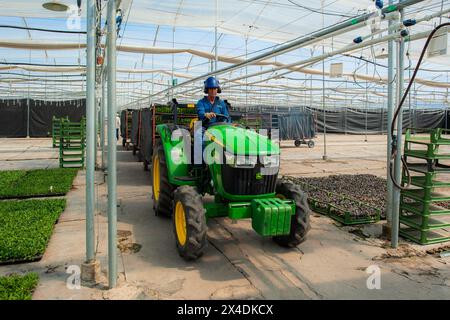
[308,140,315,148]
[294,139,301,147]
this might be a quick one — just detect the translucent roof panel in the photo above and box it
[0,0,448,107]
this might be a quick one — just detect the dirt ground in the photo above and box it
[1,135,450,300]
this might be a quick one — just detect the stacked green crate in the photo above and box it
[59,118,86,168]
[52,116,68,148]
[237,113,262,129]
[400,128,450,244]
[155,104,197,125]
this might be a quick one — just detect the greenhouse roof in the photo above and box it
[0,0,448,108]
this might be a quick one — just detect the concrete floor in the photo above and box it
[1,136,450,300]
[279,134,388,177]
[0,138,58,170]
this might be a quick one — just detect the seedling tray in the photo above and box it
[328,200,381,225]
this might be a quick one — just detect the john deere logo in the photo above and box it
[255,172,263,180]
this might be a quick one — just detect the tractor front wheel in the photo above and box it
[173,186,208,261]
[273,180,311,247]
[152,140,174,217]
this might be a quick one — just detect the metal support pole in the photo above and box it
[392,8,405,248]
[322,60,327,160]
[321,0,327,161]
[214,0,218,72]
[365,63,369,142]
[107,0,118,288]
[385,0,397,233]
[171,27,175,100]
[85,0,96,263]
[101,71,106,170]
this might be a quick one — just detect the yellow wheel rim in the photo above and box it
[276,194,286,200]
[175,201,187,246]
[153,155,160,201]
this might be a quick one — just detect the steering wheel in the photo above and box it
[202,113,231,126]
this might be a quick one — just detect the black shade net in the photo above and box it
[0,98,85,138]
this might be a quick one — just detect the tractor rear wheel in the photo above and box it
[173,186,207,261]
[294,139,301,147]
[273,180,311,247]
[152,140,174,217]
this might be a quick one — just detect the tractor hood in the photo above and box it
[205,124,279,156]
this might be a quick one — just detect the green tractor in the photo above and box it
[151,114,311,260]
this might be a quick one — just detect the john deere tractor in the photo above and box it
[152,114,311,260]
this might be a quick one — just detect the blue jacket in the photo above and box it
[196,96,231,125]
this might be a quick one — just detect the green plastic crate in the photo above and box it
[328,201,381,225]
[399,225,450,245]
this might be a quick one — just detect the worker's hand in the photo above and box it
[205,112,216,119]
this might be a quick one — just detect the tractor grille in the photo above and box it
[222,163,278,195]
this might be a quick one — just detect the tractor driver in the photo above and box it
[193,76,231,164]
[195,76,231,127]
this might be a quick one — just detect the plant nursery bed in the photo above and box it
[0,273,39,300]
[0,168,78,199]
[0,199,66,264]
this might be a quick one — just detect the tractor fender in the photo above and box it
[156,124,195,186]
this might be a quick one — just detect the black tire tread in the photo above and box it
[173,185,207,261]
[273,180,311,247]
[152,140,174,217]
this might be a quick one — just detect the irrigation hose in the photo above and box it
[389,22,450,190]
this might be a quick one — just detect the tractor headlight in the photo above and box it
[224,151,236,166]
[236,155,257,167]
[224,151,257,168]
[260,154,279,168]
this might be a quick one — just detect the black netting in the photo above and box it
[120,110,127,138]
[131,110,140,146]
[140,108,153,162]
[278,112,315,140]
[312,107,445,134]
[0,99,27,137]
[0,99,85,138]
[30,99,86,137]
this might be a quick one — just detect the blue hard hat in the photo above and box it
[375,0,383,9]
[204,76,221,93]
